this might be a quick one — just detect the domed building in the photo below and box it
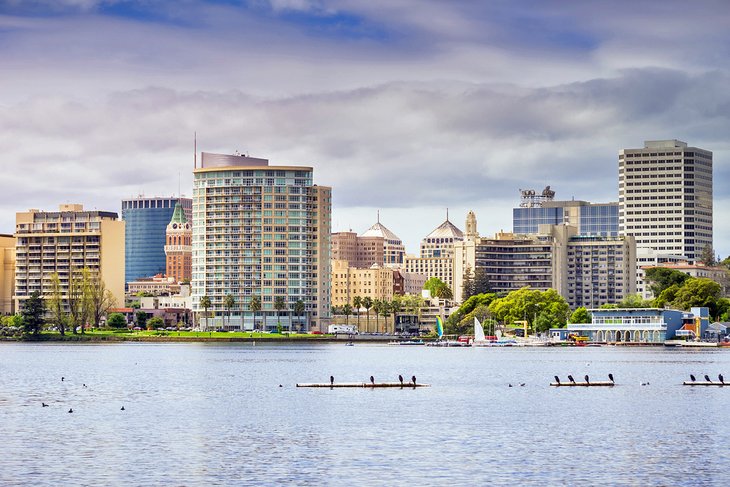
[361,214,406,265]
[405,212,464,293]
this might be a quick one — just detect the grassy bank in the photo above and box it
[2,329,340,342]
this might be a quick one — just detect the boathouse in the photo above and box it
[565,307,709,343]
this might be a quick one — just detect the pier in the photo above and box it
[683,382,727,386]
[550,381,615,387]
[296,382,429,388]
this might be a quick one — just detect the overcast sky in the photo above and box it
[1,0,729,256]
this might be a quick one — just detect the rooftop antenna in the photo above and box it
[178,171,181,197]
[446,208,449,222]
[377,210,380,224]
[194,131,197,169]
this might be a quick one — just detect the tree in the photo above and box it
[199,295,211,330]
[88,271,117,329]
[250,296,261,331]
[671,278,722,316]
[570,307,591,324]
[107,313,127,329]
[700,244,717,267]
[644,267,690,297]
[223,294,235,329]
[135,310,148,329]
[47,272,67,336]
[424,277,451,299]
[362,297,373,333]
[445,293,498,335]
[342,304,353,325]
[617,293,653,308]
[473,267,491,295]
[379,301,391,333]
[21,291,46,337]
[68,268,91,334]
[147,316,164,330]
[352,296,362,330]
[488,287,569,335]
[462,266,475,301]
[390,297,402,335]
[274,296,286,331]
[294,299,306,331]
[372,300,383,333]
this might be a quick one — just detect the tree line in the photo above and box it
[331,294,425,334]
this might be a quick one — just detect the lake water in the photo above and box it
[1,342,729,486]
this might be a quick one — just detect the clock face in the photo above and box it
[172,223,177,229]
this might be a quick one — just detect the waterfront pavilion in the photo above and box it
[567,307,709,343]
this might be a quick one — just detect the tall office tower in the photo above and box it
[330,231,384,268]
[164,202,192,282]
[0,234,16,314]
[513,188,619,237]
[192,152,331,331]
[360,215,406,265]
[13,204,125,311]
[121,196,192,283]
[404,214,463,292]
[619,140,712,262]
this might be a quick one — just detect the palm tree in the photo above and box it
[294,299,306,332]
[223,294,235,330]
[372,299,382,334]
[250,295,261,332]
[362,297,373,333]
[379,301,391,334]
[342,304,353,325]
[391,297,402,334]
[199,295,211,331]
[274,296,286,332]
[353,296,362,332]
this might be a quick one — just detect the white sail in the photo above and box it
[474,317,486,342]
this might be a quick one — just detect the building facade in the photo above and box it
[122,196,192,283]
[404,216,463,291]
[0,234,16,314]
[13,204,125,311]
[513,194,619,237]
[331,231,384,268]
[619,139,713,262]
[331,259,394,309]
[164,202,192,282]
[360,216,406,265]
[191,152,331,331]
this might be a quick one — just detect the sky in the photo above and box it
[1,0,729,256]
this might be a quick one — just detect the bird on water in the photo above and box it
[42,402,49,407]
[68,408,73,413]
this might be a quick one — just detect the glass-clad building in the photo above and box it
[122,197,192,283]
[513,200,618,237]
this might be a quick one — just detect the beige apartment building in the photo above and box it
[13,204,125,311]
[192,152,331,331]
[331,231,384,269]
[0,234,16,314]
[331,259,395,308]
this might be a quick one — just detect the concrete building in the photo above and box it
[636,248,687,299]
[331,259,395,322]
[13,204,125,311]
[360,215,406,265]
[192,152,331,331]
[127,274,181,296]
[0,234,16,314]
[566,307,709,343]
[164,202,192,282]
[122,196,192,283]
[404,214,463,291]
[619,139,713,262]
[331,231,384,269]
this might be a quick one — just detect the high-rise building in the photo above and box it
[0,234,16,314]
[13,204,125,311]
[331,231,384,268]
[619,139,712,262]
[121,196,192,283]
[192,152,331,331]
[513,188,619,237]
[164,202,192,282]
[360,215,406,265]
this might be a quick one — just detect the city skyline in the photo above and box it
[1,1,728,257]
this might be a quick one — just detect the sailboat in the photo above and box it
[473,317,518,347]
[426,317,470,346]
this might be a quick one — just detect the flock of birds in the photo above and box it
[39,376,125,413]
[327,375,417,385]
[689,374,725,383]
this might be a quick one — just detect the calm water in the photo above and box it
[1,342,730,486]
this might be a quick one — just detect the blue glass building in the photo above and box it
[513,201,618,237]
[122,197,192,283]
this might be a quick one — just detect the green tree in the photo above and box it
[644,267,690,297]
[700,244,717,267]
[671,277,722,315]
[570,307,591,324]
[372,299,383,333]
[617,293,653,308]
[199,295,211,330]
[488,287,569,335]
[47,272,67,336]
[462,266,475,301]
[390,297,402,335]
[424,277,453,300]
[106,312,127,329]
[21,291,46,337]
[342,304,353,325]
[223,294,235,329]
[379,301,391,333]
[352,296,362,330]
[135,310,148,329]
[274,296,286,331]
[654,284,681,308]
[294,299,306,331]
[147,316,164,330]
[250,295,261,331]
[473,267,491,295]
[68,267,91,334]
[362,297,373,333]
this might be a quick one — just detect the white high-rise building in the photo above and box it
[619,139,712,263]
[192,152,331,331]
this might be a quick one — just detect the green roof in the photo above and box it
[169,202,187,224]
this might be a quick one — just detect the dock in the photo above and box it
[683,382,727,386]
[550,381,614,387]
[296,382,429,388]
